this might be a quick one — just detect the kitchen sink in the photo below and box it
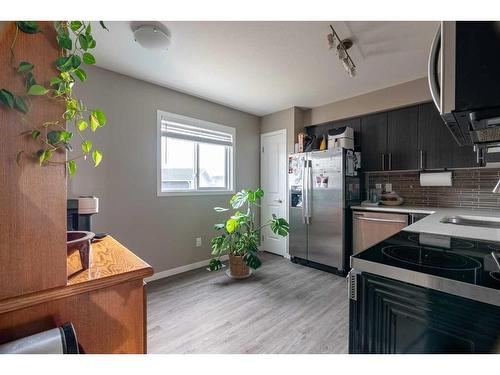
[440,215,500,229]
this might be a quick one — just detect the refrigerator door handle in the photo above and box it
[301,159,307,224]
[306,162,313,224]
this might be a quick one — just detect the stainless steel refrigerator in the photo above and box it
[288,149,360,274]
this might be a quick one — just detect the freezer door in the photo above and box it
[307,150,344,269]
[288,154,308,259]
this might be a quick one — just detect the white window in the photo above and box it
[157,110,235,196]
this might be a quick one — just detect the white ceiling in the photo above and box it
[91,21,438,116]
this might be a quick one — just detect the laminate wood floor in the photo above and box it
[146,252,349,353]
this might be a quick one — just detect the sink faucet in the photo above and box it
[493,179,500,193]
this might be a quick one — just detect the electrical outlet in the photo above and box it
[196,237,202,247]
[385,183,392,193]
[375,183,382,190]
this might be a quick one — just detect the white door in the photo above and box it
[260,130,287,256]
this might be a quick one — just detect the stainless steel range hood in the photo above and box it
[428,21,500,165]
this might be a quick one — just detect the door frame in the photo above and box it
[260,129,288,257]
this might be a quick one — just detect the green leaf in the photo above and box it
[59,130,73,142]
[70,21,82,32]
[31,129,41,139]
[78,34,89,51]
[57,34,72,50]
[73,68,87,82]
[27,84,49,96]
[68,160,77,176]
[207,258,223,272]
[225,218,238,234]
[89,113,99,131]
[49,76,62,86]
[82,52,96,65]
[214,207,229,212]
[14,96,28,113]
[214,223,225,230]
[77,119,88,131]
[85,23,92,35]
[271,217,290,237]
[244,251,262,270]
[255,187,264,199]
[88,38,96,49]
[90,109,106,130]
[99,21,109,31]
[16,21,41,34]
[92,149,103,167]
[230,190,249,209]
[55,56,73,72]
[38,150,52,165]
[81,140,92,153]
[71,55,82,69]
[18,61,34,73]
[26,72,36,89]
[47,131,60,145]
[0,89,15,108]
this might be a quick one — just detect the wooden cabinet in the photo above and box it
[349,273,500,354]
[360,112,387,171]
[417,102,477,169]
[0,22,67,300]
[387,106,419,170]
[0,236,154,353]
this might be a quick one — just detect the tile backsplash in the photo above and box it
[366,168,500,211]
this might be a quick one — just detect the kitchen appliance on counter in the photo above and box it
[328,126,354,150]
[428,22,500,165]
[67,196,99,232]
[349,231,500,353]
[288,148,360,274]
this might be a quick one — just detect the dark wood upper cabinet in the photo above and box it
[361,112,387,172]
[387,106,419,170]
[307,102,479,171]
[417,103,477,169]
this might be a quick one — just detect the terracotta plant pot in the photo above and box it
[228,254,251,279]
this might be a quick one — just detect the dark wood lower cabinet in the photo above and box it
[349,273,500,353]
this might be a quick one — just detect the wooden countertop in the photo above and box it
[0,236,153,314]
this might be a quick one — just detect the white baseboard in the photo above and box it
[145,255,229,283]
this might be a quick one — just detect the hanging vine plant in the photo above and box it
[0,21,109,176]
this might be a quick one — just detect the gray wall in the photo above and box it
[303,77,431,126]
[260,107,305,153]
[69,66,260,274]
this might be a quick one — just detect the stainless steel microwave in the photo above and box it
[428,21,500,161]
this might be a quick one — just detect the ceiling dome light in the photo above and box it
[133,25,171,50]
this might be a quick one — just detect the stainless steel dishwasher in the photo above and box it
[352,211,409,254]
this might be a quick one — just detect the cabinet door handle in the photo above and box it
[381,153,385,171]
[419,149,425,170]
[388,153,392,170]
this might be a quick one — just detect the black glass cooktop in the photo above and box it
[352,231,500,290]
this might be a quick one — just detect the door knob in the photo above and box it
[274,199,283,203]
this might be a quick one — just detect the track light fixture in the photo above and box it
[327,25,356,77]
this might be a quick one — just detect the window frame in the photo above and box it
[156,110,235,197]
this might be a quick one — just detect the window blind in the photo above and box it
[161,120,233,146]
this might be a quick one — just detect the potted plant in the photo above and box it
[208,188,289,278]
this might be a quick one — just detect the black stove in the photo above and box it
[352,231,500,291]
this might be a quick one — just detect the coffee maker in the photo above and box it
[67,196,99,232]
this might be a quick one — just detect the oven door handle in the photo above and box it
[353,216,407,224]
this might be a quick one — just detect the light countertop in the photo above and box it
[352,205,500,242]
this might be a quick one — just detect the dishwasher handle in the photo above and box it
[353,215,408,224]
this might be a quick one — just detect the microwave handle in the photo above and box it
[428,25,441,113]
